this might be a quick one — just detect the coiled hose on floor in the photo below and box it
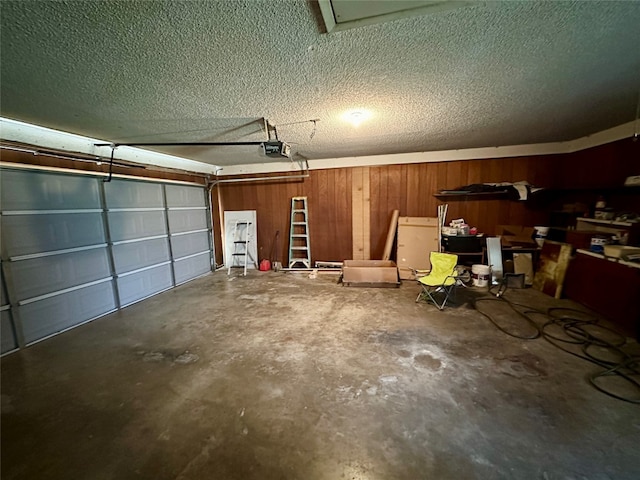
[472,283,640,404]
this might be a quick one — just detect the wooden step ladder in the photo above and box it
[288,197,311,268]
[228,220,254,276]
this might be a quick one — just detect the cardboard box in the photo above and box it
[342,260,400,287]
[498,225,536,247]
[396,217,439,280]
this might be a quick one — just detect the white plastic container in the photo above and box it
[590,236,608,254]
[534,226,549,247]
[471,264,491,287]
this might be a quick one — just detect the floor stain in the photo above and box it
[414,354,442,370]
[497,353,547,378]
[138,350,199,365]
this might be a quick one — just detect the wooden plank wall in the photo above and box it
[367,158,556,259]
[215,168,353,265]
[217,137,639,263]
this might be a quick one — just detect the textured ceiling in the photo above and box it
[1,0,640,169]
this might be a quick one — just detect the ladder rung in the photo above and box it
[291,246,308,250]
[292,210,307,213]
[291,234,308,238]
[232,253,246,256]
[292,222,307,225]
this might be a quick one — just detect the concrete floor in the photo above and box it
[2,271,639,480]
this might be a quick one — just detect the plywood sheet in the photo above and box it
[351,167,370,260]
[396,217,439,280]
[532,241,572,299]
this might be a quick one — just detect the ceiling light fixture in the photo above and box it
[342,109,372,127]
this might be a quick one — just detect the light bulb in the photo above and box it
[342,109,372,127]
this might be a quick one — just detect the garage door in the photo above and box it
[166,184,212,284]
[0,168,212,351]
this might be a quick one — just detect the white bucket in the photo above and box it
[534,226,549,247]
[471,264,491,287]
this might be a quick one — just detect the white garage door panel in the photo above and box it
[112,238,171,274]
[174,252,211,284]
[1,213,106,258]
[104,180,163,208]
[19,281,117,344]
[7,248,112,301]
[168,209,207,233]
[1,311,17,354]
[108,211,167,242]
[165,185,205,207]
[171,231,210,259]
[0,170,101,210]
[117,264,173,306]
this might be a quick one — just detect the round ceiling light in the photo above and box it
[342,109,372,127]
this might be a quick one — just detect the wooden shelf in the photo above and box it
[548,185,640,194]
[434,191,510,200]
[576,217,636,227]
[575,249,640,269]
[434,185,640,203]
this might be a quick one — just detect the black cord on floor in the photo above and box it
[542,310,639,404]
[473,295,541,340]
[472,283,640,404]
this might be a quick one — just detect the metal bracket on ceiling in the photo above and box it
[265,119,279,141]
[272,118,320,144]
[103,144,116,183]
[298,157,310,171]
[309,119,318,141]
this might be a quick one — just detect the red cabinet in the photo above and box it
[564,250,640,339]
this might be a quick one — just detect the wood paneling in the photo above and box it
[217,169,352,265]
[368,157,544,259]
[307,168,352,262]
[368,167,383,258]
